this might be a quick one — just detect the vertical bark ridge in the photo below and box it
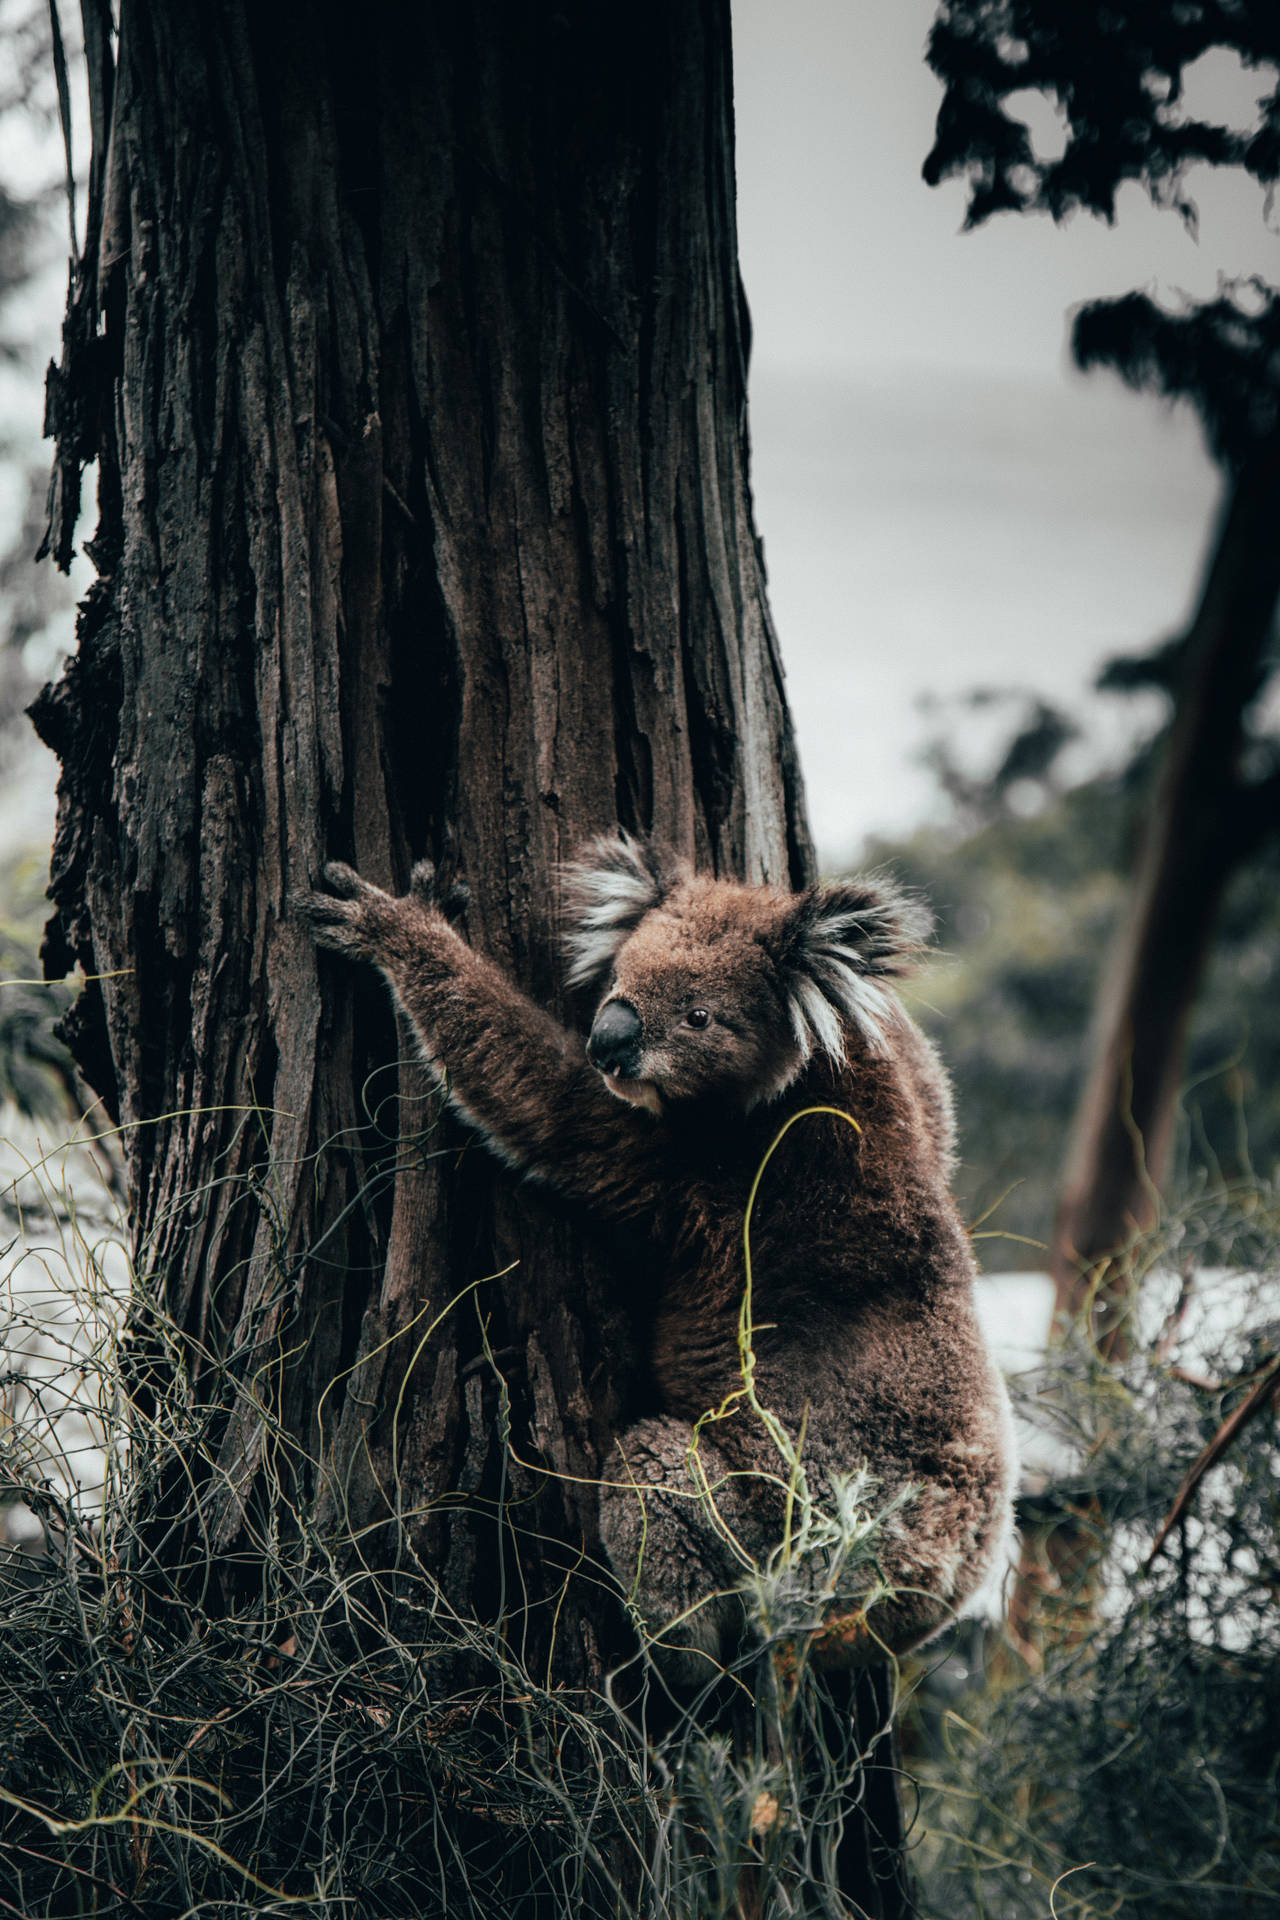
[36,0,815,1670]
[29,5,921,1908]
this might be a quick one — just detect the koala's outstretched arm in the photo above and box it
[302,861,661,1215]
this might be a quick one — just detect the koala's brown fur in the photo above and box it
[305,835,1015,1678]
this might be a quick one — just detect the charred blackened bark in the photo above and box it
[33,0,910,1909]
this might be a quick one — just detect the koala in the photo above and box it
[304,834,1015,1679]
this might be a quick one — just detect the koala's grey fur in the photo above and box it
[304,835,1016,1679]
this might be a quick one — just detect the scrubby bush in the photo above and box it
[914,1182,1280,1918]
[0,1119,912,1919]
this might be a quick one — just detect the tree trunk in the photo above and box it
[1050,444,1280,1350]
[32,0,912,1909]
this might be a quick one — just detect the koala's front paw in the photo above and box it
[299,861,401,962]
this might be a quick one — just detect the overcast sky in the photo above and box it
[2,4,1276,863]
[734,0,1274,373]
[732,0,1278,857]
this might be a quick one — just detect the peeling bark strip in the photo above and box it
[33,1,908,1907]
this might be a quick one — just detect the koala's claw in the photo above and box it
[298,861,388,960]
[321,860,365,899]
[410,858,470,921]
[301,854,468,968]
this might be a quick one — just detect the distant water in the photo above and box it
[747,362,1221,861]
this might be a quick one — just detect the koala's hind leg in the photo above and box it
[600,1419,992,1679]
[598,1415,768,1687]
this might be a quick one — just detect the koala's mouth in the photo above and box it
[599,1069,664,1116]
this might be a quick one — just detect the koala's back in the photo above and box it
[643,1007,978,1421]
[628,1008,1015,1650]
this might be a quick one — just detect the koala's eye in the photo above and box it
[685,1007,712,1030]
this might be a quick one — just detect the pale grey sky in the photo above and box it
[732,0,1278,856]
[734,0,1276,379]
[2,5,1276,863]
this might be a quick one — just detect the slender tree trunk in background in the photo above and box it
[1049,445,1280,1351]
[32,0,912,1909]
[1012,449,1280,1662]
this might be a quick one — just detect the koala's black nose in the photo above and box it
[587,999,643,1076]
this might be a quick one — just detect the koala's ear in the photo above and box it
[771,874,933,1061]
[560,832,683,990]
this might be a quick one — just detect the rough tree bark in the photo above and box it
[1050,442,1280,1349]
[33,0,913,1911]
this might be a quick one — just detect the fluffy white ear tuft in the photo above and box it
[773,873,932,1062]
[560,832,682,991]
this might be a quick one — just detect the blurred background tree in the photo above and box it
[920,0,1280,1323]
[0,2,78,1131]
[875,722,1280,1270]
[903,40,1280,1897]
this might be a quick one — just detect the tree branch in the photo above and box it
[1145,1353,1280,1569]
[1232,765,1280,860]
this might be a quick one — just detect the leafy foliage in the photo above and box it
[873,725,1280,1266]
[882,775,1127,1265]
[1073,283,1280,464]
[924,0,1280,463]
[914,1183,1280,1917]
[924,0,1280,227]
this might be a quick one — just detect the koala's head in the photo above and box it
[561,833,931,1114]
